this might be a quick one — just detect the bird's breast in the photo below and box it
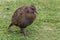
[25,13,36,20]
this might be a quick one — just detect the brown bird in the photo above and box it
[8,5,37,36]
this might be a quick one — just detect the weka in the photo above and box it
[8,5,37,36]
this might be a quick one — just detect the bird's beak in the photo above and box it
[34,12,37,15]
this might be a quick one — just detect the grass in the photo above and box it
[0,0,60,40]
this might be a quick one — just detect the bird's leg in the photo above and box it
[8,23,13,32]
[20,28,27,36]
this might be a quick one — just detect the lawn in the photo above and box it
[0,0,60,40]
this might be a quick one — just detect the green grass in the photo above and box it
[0,0,60,40]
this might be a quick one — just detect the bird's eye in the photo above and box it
[27,9,34,13]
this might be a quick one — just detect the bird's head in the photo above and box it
[25,5,37,15]
[24,5,37,20]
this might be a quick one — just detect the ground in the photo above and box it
[0,0,60,40]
